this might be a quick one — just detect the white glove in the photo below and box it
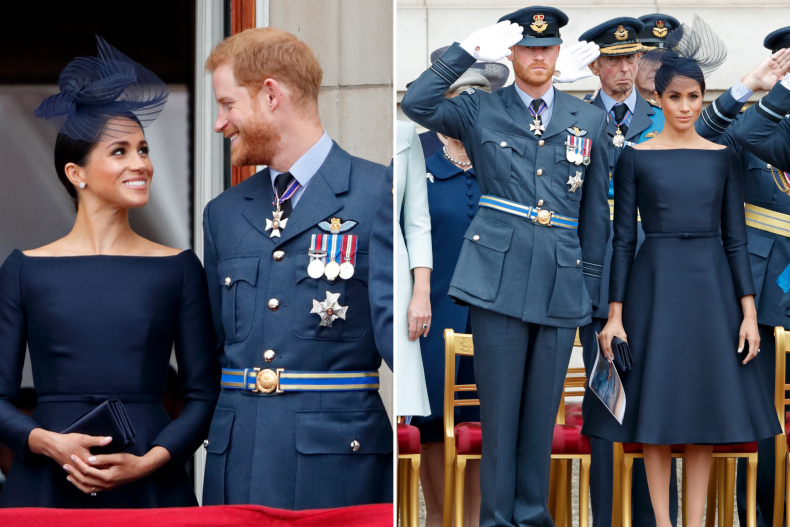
[460,21,524,62]
[552,41,600,84]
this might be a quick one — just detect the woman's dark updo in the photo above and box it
[54,133,98,209]
[646,48,707,97]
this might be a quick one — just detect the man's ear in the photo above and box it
[257,78,283,112]
[588,58,601,77]
[507,45,515,63]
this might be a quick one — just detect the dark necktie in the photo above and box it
[274,171,296,220]
[531,98,545,121]
[613,103,629,136]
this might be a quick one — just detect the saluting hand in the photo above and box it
[553,41,600,84]
[742,48,790,92]
[460,21,524,62]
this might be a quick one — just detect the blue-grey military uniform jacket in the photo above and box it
[401,44,611,328]
[702,86,790,328]
[201,143,393,509]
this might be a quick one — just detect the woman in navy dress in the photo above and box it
[585,18,781,527]
[0,38,219,508]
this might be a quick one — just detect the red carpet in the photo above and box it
[0,503,393,527]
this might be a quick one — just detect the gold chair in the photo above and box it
[442,329,591,527]
[614,437,757,527]
[773,326,789,527]
[397,421,421,527]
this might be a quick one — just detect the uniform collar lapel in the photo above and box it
[273,143,347,246]
[540,90,577,140]
[241,168,278,243]
[625,94,655,141]
[502,84,532,133]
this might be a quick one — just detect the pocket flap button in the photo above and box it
[351,440,361,452]
[224,277,231,287]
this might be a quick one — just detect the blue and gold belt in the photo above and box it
[479,195,578,230]
[220,368,380,394]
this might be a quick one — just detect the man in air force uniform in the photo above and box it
[401,7,610,526]
[200,28,393,510]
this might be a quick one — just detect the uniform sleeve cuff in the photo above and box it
[429,43,478,86]
[730,81,754,103]
[756,80,790,123]
[699,90,741,134]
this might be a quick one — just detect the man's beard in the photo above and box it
[513,59,555,87]
[230,110,281,167]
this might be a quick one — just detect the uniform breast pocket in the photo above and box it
[292,252,369,342]
[217,256,260,343]
[747,156,789,206]
[547,241,590,319]
[480,127,527,185]
[450,217,513,301]
[551,146,584,202]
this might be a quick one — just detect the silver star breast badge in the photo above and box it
[530,117,545,136]
[265,210,288,238]
[311,291,348,327]
[567,171,584,193]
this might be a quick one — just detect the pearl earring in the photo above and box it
[79,182,86,189]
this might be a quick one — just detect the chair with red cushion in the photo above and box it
[443,330,591,527]
[614,438,758,527]
[773,327,790,527]
[397,422,421,527]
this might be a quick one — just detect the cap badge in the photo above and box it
[653,21,668,38]
[530,14,548,33]
[614,25,629,41]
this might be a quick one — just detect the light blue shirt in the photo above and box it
[599,88,637,127]
[270,131,333,208]
[514,84,555,128]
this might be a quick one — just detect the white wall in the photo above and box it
[397,1,790,119]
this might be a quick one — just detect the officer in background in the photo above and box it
[699,29,790,526]
[402,8,610,526]
[201,28,392,509]
[633,15,680,106]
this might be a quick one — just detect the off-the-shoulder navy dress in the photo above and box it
[0,249,219,507]
[582,146,781,445]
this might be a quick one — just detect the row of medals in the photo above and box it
[566,139,591,166]
[307,251,354,281]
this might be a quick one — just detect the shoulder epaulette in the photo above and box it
[647,99,661,108]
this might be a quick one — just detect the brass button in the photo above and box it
[268,298,280,311]
[536,169,543,176]
[538,199,544,206]
[264,349,275,362]
[472,235,480,241]
[500,141,507,148]
[351,440,361,452]
[538,140,545,146]
[577,260,581,266]
[768,164,773,169]
[224,277,231,287]
[273,250,285,261]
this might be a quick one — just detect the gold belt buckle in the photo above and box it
[253,368,284,394]
[536,209,553,225]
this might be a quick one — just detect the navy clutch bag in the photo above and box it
[611,337,633,372]
[61,399,136,455]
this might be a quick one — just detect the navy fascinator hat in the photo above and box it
[34,36,169,143]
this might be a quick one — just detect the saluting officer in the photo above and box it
[575,18,679,527]
[697,28,790,527]
[401,8,610,526]
[200,28,393,509]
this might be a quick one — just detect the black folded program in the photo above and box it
[61,399,136,455]
[611,336,633,372]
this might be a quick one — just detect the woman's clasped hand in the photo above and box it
[27,428,171,495]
